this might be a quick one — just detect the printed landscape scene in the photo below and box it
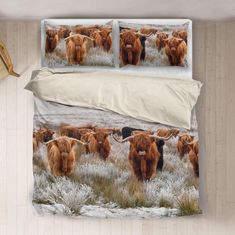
[44,23,113,67]
[32,100,201,218]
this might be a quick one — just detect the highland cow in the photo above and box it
[46,136,86,176]
[172,30,188,44]
[177,133,194,157]
[120,30,152,65]
[80,129,111,160]
[33,128,54,153]
[57,26,71,40]
[45,29,59,53]
[164,37,187,66]
[113,132,173,181]
[65,34,95,64]
[156,32,169,51]
[187,139,199,177]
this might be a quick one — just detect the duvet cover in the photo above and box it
[26,69,202,218]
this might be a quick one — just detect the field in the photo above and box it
[32,99,201,218]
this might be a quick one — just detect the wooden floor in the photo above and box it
[0,21,235,235]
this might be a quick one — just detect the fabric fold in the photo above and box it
[25,68,202,129]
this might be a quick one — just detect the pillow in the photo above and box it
[118,19,191,68]
[41,19,114,67]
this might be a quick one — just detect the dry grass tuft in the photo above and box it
[177,194,201,216]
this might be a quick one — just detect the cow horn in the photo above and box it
[64,33,94,41]
[136,32,153,37]
[111,134,134,143]
[185,139,198,145]
[149,133,174,141]
[45,139,56,145]
[178,132,190,137]
[68,137,88,146]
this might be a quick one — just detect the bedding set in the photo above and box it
[25,19,202,218]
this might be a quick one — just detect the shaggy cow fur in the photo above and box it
[140,27,158,35]
[172,30,188,44]
[156,32,169,51]
[33,128,54,153]
[45,29,59,53]
[156,128,179,138]
[57,26,71,40]
[75,25,100,36]
[81,130,111,160]
[164,37,187,66]
[60,125,94,140]
[120,127,165,171]
[128,133,160,181]
[65,34,94,64]
[177,134,194,158]
[90,30,102,48]
[188,140,199,177]
[99,28,112,52]
[120,30,142,66]
[47,137,77,176]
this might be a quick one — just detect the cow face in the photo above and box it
[54,138,71,154]
[36,128,54,143]
[93,131,108,146]
[179,134,194,144]
[46,29,58,41]
[130,133,155,156]
[157,32,169,41]
[164,37,183,55]
[58,27,71,39]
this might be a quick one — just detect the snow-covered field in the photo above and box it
[32,100,200,218]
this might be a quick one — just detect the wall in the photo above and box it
[0,21,234,235]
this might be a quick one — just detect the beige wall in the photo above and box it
[0,21,234,235]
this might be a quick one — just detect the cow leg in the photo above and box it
[147,159,157,180]
[131,158,143,181]
[140,159,147,180]
[157,155,164,171]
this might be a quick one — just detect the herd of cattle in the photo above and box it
[119,26,187,66]
[33,124,199,181]
[45,25,112,65]
[45,25,187,66]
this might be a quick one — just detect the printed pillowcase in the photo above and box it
[118,20,189,67]
[42,19,114,67]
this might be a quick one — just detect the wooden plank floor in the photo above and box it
[0,21,234,235]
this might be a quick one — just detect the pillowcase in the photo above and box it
[25,68,202,129]
[118,20,190,68]
[41,19,114,67]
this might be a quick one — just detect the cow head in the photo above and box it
[46,29,58,42]
[170,128,180,137]
[113,132,173,157]
[93,131,109,147]
[164,37,184,55]
[178,133,194,144]
[157,32,169,41]
[36,128,54,143]
[172,30,187,43]
[99,28,112,49]
[120,30,152,65]
[186,139,199,155]
[58,26,71,39]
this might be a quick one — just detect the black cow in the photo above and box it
[139,36,147,61]
[120,127,165,171]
